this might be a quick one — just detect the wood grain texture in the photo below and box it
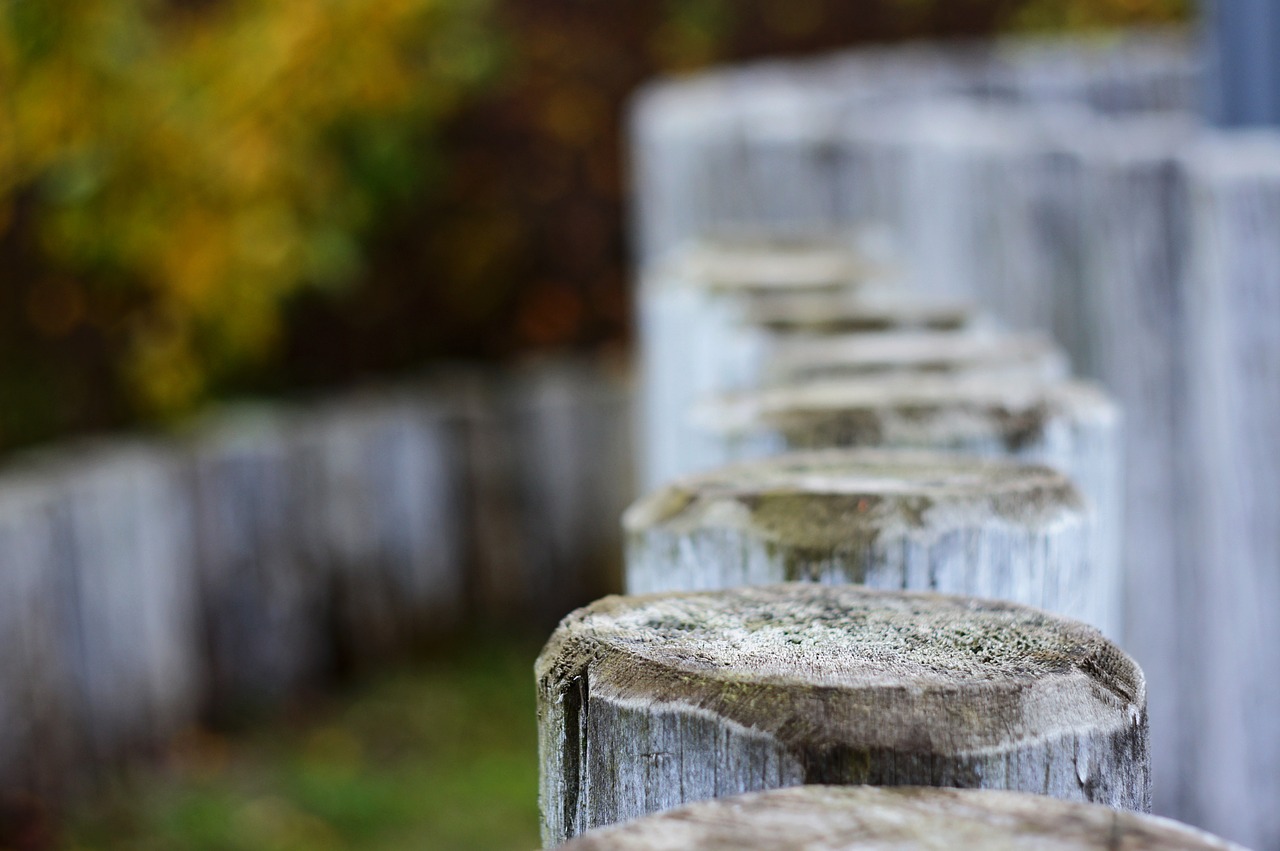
[537,584,1149,845]
[559,785,1241,851]
[692,375,1121,635]
[1070,130,1196,824]
[624,449,1112,636]
[1183,137,1280,851]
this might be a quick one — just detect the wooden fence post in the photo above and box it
[56,443,202,760]
[1073,131,1194,822]
[625,449,1112,636]
[691,374,1121,635]
[557,786,1241,851]
[1183,136,1280,850]
[0,473,81,795]
[189,408,331,709]
[638,237,883,492]
[306,390,470,666]
[537,584,1149,845]
[755,329,1067,386]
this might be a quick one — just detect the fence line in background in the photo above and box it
[0,358,632,800]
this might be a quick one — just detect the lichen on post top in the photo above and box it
[536,583,1149,845]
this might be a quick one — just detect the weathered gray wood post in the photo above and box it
[1183,135,1280,851]
[625,449,1113,637]
[0,472,81,794]
[303,391,469,665]
[189,408,331,708]
[55,443,202,759]
[558,786,1243,851]
[741,288,975,336]
[691,374,1121,637]
[755,329,1068,386]
[638,236,886,492]
[457,361,634,625]
[537,584,1149,845]
[1073,130,1195,822]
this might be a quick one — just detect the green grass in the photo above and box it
[61,636,543,851]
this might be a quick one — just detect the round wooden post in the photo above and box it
[757,329,1068,386]
[1183,137,1280,849]
[692,375,1121,636]
[638,236,885,492]
[537,584,1149,845]
[625,449,1111,636]
[558,786,1242,851]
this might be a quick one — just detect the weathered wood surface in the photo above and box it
[189,408,332,707]
[625,449,1114,636]
[0,472,80,796]
[631,31,1195,266]
[1184,137,1280,851]
[558,786,1242,851]
[462,361,634,627]
[537,584,1149,845]
[56,444,202,761]
[756,329,1068,386]
[692,375,1123,642]
[638,237,886,492]
[1070,129,1197,823]
[303,390,469,665]
[741,288,976,335]
[0,359,630,801]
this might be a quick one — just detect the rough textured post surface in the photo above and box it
[625,450,1112,636]
[537,584,1149,846]
[756,329,1068,386]
[692,374,1122,635]
[559,786,1242,851]
[638,237,881,492]
[741,289,976,335]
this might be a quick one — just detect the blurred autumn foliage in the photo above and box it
[0,0,1188,450]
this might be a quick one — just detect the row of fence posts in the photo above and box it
[624,29,1280,850]
[0,361,632,800]
[533,235,1244,849]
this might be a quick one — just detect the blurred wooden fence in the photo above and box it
[0,359,632,799]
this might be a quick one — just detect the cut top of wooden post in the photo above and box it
[741,288,978,333]
[761,329,1069,383]
[660,234,882,291]
[539,585,1143,751]
[625,448,1083,552]
[558,786,1243,851]
[694,374,1116,452]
